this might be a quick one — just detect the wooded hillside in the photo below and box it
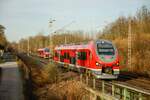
[98,6,150,75]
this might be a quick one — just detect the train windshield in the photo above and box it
[97,42,115,55]
[44,48,50,52]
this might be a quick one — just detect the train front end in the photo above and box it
[43,48,50,59]
[94,40,119,79]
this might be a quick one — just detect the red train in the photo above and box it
[53,40,120,79]
[37,48,50,58]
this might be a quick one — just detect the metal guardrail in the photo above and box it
[80,74,150,100]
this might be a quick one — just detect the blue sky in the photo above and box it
[0,0,149,42]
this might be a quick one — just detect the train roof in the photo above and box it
[55,40,113,50]
[55,41,90,50]
[37,48,44,51]
[37,48,50,51]
[55,39,112,50]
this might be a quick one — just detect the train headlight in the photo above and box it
[96,62,99,66]
[117,62,119,66]
[113,62,119,66]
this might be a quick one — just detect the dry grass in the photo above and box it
[31,63,59,87]
[43,63,59,83]
[113,38,128,69]
[18,56,91,100]
[113,33,150,76]
[31,67,49,87]
[131,33,150,75]
[31,63,90,100]
[35,80,90,100]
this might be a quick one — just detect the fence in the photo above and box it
[80,74,150,100]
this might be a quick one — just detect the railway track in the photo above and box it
[28,54,150,99]
[31,55,150,89]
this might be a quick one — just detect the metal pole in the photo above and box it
[86,76,88,85]
[93,78,96,89]
[18,43,20,53]
[102,80,105,100]
[20,42,22,52]
[102,80,105,93]
[112,81,115,96]
[49,19,56,49]
[139,93,142,100]
[50,33,53,49]
[27,38,30,56]
[65,36,67,44]
[123,88,127,100]
[80,74,83,83]
[128,18,132,69]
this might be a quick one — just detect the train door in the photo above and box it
[54,50,60,61]
[88,51,93,68]
[60,50,64,62]
[76,49,90,68]
[85,50,90,67]
[70,50,76,65]
[58,50,60,61]
[63,51,70,63]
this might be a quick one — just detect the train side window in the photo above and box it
[70,57,76,64]
[55,52,58,57]
[77,51,87,60]
[82,52,87,60]
[64,52,69,59]
[77,52,81,59]
[67,53,70,59]
[64,53,66,59]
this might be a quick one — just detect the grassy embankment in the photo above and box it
[18,55,91,100]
